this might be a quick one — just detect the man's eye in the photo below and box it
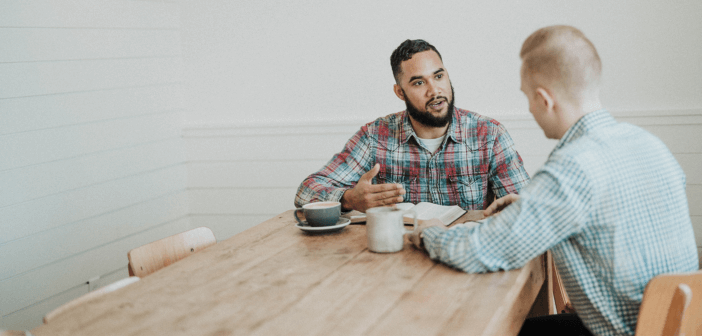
[413,81,424,86]
[436,74,443,79]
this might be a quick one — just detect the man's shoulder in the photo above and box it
[566,121,650,151]
[454,108,504,128]
[360,111,405,135]
[452,108,509,145]
[550,122,646,170]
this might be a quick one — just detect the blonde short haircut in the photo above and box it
[520,25,601,100]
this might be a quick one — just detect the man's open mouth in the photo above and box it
[428,100,445,110]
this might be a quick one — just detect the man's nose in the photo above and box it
[426,80,441,97]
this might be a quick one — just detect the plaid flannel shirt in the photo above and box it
[423,110,699,336]
[294,107,530,209]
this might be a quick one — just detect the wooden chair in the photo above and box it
[43,276,140,323]
[127,227,216,277]
[547,251,574,315]
[548,254,701,335]
[0,331,32,336]
[635,270,701,336]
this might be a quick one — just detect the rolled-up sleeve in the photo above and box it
[294,127,376,207]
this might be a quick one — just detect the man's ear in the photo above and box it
[535,87,555,111]
[393,84,406,101]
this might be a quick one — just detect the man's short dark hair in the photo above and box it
[390,39,442,83]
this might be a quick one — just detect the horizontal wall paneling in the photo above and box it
[0,138,184,208]
[2,165,187,245]
[1,0,188,330]
[1,84,183,135]
[0,58,182,99]
[1,216,191,317]
[189,188,295,217]
[1,111,182,171]
[0,28,181,63]
[1,266,128,330]
[0,189,189,280]
[0,1,179,29]
[190,214,274,242]
[187,160,328,188]
[1,281,89,330]
[185,134,355,162]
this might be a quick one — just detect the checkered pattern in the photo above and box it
[423,110,699,336]
[294,108,530,209]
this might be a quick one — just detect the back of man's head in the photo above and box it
[390,39,442,83]
[520,25,601,102]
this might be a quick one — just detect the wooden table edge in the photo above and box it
[482,254,547,336]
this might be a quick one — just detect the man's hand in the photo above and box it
[409,218,446,250]
[483,194,520,217]
[341,164,405,212]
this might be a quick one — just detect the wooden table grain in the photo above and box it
[32,210,546,336]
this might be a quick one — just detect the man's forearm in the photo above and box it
[294,177,348,207]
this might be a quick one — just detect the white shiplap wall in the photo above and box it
[0,0,191,330]
[184,110,702,263]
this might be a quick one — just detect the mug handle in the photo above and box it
[403,209,418,235]
[293,208,305,225]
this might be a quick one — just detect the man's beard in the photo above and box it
[404,85,455,128]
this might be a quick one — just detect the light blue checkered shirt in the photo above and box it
[423,110,699,336]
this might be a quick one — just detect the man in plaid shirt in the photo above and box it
[294,39,530,212]
[410,26,699,336]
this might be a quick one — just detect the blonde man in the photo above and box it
[410,26,698,336]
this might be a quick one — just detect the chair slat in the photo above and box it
[636,271,701,336]
[128,227,216,277]
[43,277,140,323]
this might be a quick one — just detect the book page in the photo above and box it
[343,203,416,223]
[343,210,366,223]
[342,203,465,225]
[410,202,452,220]
[404,202,466,225]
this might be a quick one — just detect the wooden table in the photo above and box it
[33,210,547,336]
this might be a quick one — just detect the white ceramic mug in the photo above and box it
[366,206,417,253]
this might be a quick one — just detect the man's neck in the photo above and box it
[555,97,603,139]
[408,117,450,139]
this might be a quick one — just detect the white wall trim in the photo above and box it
[182,109,702,137]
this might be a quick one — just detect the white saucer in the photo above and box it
[296,218,351,233]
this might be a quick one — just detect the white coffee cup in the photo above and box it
[366,206,417,253]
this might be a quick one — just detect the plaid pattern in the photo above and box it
[294,108,530,209]
[423,110,699,336]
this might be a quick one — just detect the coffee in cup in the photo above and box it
[294,201,341,227]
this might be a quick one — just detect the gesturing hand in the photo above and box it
[341,164,406,212]
[483,194,520,217]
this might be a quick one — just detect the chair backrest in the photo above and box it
[43,276,140,323]
[635,270,702,336]
[0,331,30,336]
[547,251,574,315]
[127,227,216,277]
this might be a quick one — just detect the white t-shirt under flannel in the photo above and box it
[423,110,699,336]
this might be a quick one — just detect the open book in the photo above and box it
[344,202,466,226]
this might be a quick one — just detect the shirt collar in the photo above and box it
[554,109,614,150]
[399,107,462,145]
